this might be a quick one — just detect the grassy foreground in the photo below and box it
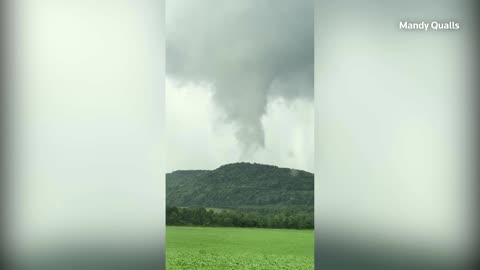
[166,226,313,270]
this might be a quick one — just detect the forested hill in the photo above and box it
[166,162,314,209]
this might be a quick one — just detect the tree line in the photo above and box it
[166,206,313,229]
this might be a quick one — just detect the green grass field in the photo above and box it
[166,226,313,270]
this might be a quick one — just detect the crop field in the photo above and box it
[166,226,314,269]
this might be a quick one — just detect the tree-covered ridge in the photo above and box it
[166,162,314,209]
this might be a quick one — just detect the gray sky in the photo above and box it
[166,0,314,172]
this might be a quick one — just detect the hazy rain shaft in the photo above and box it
[166,0,313,155]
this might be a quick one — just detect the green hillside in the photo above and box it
[166,162,314,209]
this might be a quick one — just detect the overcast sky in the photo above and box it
[166,0,314,172]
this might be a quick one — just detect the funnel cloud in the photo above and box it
[167,0,313,155]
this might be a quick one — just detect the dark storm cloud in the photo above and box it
[167,0,313,155]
